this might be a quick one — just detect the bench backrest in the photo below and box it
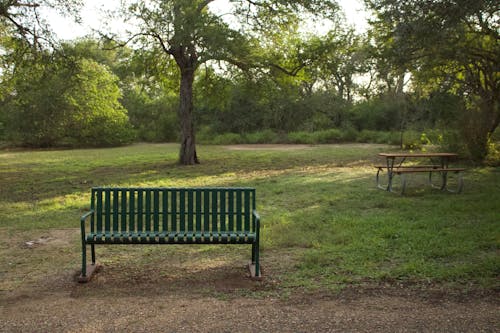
[89,187,256,235]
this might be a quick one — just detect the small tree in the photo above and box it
[3,47,133,147]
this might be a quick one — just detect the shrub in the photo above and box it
[245,130,280,144]
[211,133,244,145]
[287,131,316,144]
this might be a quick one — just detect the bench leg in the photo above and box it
[81,243,87,278]
[91,244,96,265]
[79,242,99,283]
[253,241,261,278]
[251,243,256,263]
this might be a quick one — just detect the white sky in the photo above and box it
[46,0,369,41]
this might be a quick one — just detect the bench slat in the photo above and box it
[236,189,242,232]
[120,189,127,232]
[211,190,218,233]
[187,190,194,232]
[129,189,135,234]
[144,190,150,233]
[153,190,160,233]
[203,189,210,233]
[244,190,251,231]
[220,190,226,232]
[162,189,168,232]
[195,189,202,233]
[179,191,186,231]
[96,190,103,233]
[112,189,119,232]
[171,190,177,232]
[137,190,143,233]
[104,190,111,233]
[228,190,234,232]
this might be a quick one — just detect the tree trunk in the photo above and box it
[178,67,199,165]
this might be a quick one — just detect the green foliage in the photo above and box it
[122,87,179,142]
[366,0,500,161]
[245,130,280,144]
[64,59,135,146]
[350,95,403,131]
[356,130,400,145]
[2,48,134,147]
[198,128,405,146]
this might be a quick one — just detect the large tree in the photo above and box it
[117,0,338,164]
[365,0,499,160]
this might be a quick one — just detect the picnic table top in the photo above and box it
[378,152,458,158]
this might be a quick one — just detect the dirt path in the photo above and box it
[1,265,498,333]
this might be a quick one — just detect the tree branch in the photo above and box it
[197,0,215,13]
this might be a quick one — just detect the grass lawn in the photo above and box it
[0,143,498,295]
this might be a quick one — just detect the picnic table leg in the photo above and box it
[386,157,395,192]
[441,171,448,190]
[445,171,464,193]
[400,173,408,194]
[376,168,386,190]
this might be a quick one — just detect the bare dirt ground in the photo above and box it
[1,247,498,333]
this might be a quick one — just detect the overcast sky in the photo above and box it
[45,0,369,41]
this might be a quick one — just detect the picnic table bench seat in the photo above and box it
[79,187,261,282]
[375,166,465,194]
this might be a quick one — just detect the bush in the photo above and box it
[287,131,316,144]
[210,133,245,145]
[4,57,134,147]
[245,130,280,144]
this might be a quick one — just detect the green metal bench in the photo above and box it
[79,187,261,282]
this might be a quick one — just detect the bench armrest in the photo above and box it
[80,210,94,238]
[252,210,260,232]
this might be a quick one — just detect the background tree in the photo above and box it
[2,41,134,147]
[365,0,500,161]
[117,0,339,165]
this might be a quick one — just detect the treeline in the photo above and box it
[0,0,498,162]
[0,38,468,148]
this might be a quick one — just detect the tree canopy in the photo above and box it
[0,0,498,163]
[115,0,340,164]
[365,0,500,159]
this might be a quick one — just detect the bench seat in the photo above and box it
[86,231,257,244]
[376,167,465,194]
[375,165,440,169]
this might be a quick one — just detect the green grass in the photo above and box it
[0,143,498,293]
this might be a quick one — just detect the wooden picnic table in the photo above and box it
[376,152,464,194]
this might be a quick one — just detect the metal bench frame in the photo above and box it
[79,187,261,282]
